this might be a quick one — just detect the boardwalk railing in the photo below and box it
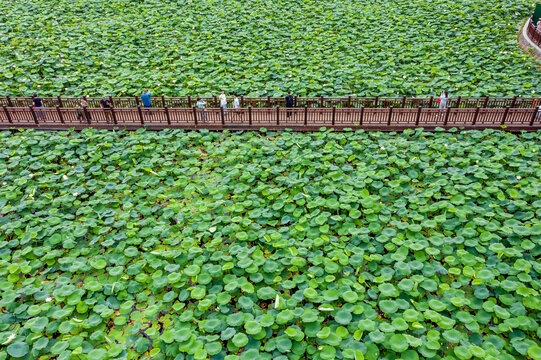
[1,105,540,131]
[526,16,541,48]
[0,95,538,110]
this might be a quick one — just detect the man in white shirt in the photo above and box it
[219,91,227,115]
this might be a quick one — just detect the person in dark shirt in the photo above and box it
[141,89,152,116]
[100,96,113,123]
[32,94,46,120]
[285,91,294,118]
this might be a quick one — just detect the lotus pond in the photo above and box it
[0,128,540,360]
[1,0,541,97]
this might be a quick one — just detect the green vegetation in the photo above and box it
[0,0,540,97]
[0,128,540,359]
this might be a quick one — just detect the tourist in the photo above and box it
[99,96,113,123]
[76,97,89,122]
[197,97,207,122]
[32,94,46,120]
[141,89,152,116]
[285,91,294,117]
[233,94,240,119]
[438,91,448,109]
[219,90,227,115]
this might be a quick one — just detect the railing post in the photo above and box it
[348,95,352,108]
[267,95,271,108]
[332,106,336,126]
[456,96,462,109]
[192,106,197,126]
[304,105,308,126]
[415,106,422,126]
[444,107,451,126]
[428,96,433,108]
[137,105,144,125]
[401,95,406,108]
[320,95,324,108]
[192,106,198,126]
[57,95,63,108]
[501,106,510,126]
[111,106,117,125]
[220,106,225,125]
[6,95,13,107]
[83,106,91,124]
[214,95,218,108]
[360,106,364,126]
[387,106,393,126]
[294,95,297,107]
[3,105,12,124]
[483,95,489,108]
[248,106,252,126]
[472,106,480,126]
[374,96,379,108]
[530,107,540,127]
[135,96,140,107]
[162,95,166,108]
[510,96,517,108]
[164,106,171,125]
[276,106,280,125]
[29,105,38,124]
[109,96,114,108]
[56,106,64,124]
[241,95,244,108]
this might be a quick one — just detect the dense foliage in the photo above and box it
[0,128,540,360]
[1,0,540,97]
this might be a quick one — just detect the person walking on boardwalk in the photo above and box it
[285,91,294,118]
[100,96,113,123]
[141,89,152,116]
[438,91,448,109]
[32,94,46,120]
[233,94,240,120]
[76,97,90,122]
[197,97,207,122]
[219,90,228,115]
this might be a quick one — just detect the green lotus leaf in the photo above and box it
[87,348,108,360]
[276,336,293,353]
[244,320,262,335]
[528,345,541,360]
[232,333,249,348]
[7,342,29,358]
[389,334,409,352]
[379,300,398,314]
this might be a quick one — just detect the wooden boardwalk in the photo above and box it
[1,106,540,131]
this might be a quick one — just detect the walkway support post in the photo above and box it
[164,106,171,125]
[444,107,451,126]
[472,106,480,126]
[56,106,64,124]
[530,107,540,127]
[415,106,422,126]
[387,106,393,126]
[137,105,144,125]
[3,105,12,124]
[29,105,38,124]
[501,106,510,126]
[192,106,198,126]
